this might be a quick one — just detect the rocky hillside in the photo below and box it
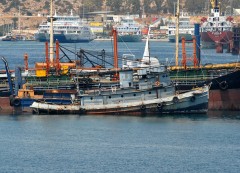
[0,0,239,31]
[0,0,84,30]
[1,0,240,15]
[0,0,82,16]
[1,0,239,18]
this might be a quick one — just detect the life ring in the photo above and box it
[32,109,39,115]
[190,96,196,102]
[13,98,21,107]
[140,105,146,111]
[79,90,84,95]
[111,86,117,93]
[83,80,89,85]
[172,96,179,103]
[79,108,86,114]
[219,81,228,90]
[157,102,163,109]
[155,81,160,86]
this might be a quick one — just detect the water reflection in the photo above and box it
[1,110,240,122]
[207,110,240,120]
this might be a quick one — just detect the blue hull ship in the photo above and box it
[35,33,95,43]
[34,11,95,43]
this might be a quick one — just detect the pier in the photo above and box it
[232,26,240,55]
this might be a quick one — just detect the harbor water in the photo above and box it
[0,40,239,69]
[1,114,240,172]
[0,40,240,172]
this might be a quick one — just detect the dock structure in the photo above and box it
[216,43,223,53]
[232,26,240,55]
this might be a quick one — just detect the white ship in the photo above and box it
[116,16,142,42]
[34,11,96,43]
[168,12,194,42]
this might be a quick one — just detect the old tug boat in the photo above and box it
[30,28,209,115]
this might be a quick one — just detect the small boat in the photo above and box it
[34,10,96,43]
[1,33,16,41]
[116,16,142,42]
[10,88,77,113]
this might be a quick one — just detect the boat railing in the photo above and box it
[170,74,220,83]
[173,80,205,85]
[80,84,122,96]
[25,78,75,87]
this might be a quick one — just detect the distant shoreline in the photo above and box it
[94,38,169,42]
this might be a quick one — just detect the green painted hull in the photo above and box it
[117,34,142,42]
[168,34,193,42]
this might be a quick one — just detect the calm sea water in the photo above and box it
[0,40,240,172]
[0,40,239,69]
[0,114,240,173]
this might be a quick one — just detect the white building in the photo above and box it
[233,9,240,16]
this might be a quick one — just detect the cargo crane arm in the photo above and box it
[1,56,14,95]
[210,0,216,8]
[210,0,220,9]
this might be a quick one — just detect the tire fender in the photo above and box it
[172,96,179,103]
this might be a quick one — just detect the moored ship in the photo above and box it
[169,20,240,111]
[34,11,96,43]
[170,67,240,110]
[0,57,15,114]
[208,69,240,110]
[167,12,194,42]
[200,0,233,48]
[30,69,209,115]
[116,16,142,42]
[29,29,209,115]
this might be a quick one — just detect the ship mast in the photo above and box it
[49,0,54,66]
[175,0,180,66]
[18,6,21,35]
